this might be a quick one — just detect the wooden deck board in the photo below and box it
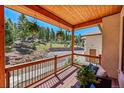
[30,66,119,88]
[31,66,78,88]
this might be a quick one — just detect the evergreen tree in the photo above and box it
[17,14,30,41]
[38,28,44,39]
[46,27,50,42]
[56,28,65,43]
[17,14,39,41]
[50,28,55,41]
[77,34,81,46]
[5,18,14,46]
[65,30,68,41]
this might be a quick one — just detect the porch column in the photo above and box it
[71,29,74,65]
[0,5,5,88]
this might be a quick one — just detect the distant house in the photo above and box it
[81,30,102,56]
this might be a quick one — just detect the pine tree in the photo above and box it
[65,30,68,41]
[45,27,50,42]
[17,14,30,41]
[5,18,14,46]
[50,28,55,41]
[17,14,39,41]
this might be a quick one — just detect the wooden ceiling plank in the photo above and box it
[83,6,91,21]
[6,5,122,31]
[78,6,88,21]
[40,5,122,25]
[62,6,76,24]
[25,5,73,28]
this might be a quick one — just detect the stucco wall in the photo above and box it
[118,6,124,88]
[84,35,102,56]
[102,13,120,79]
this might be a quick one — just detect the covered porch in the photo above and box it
[0,5,123,88]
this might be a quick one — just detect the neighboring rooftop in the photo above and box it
[82,30,101,37]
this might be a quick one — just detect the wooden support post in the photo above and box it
[0,5,5,88]
[99,55,102,65]
[6,71,10,88]
[54,55,57,75]
[71,29,75,66]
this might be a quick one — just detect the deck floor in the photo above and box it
[30,66,119,88]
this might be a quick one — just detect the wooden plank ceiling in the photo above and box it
[6,5,122,31]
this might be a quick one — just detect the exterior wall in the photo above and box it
[118,6,124,88]
[84,35,102,56]
[102,13,120,79]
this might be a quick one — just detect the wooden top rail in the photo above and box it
[74,53,100,59]
[5,54,71,72]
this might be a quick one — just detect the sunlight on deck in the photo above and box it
[30,66,78,88]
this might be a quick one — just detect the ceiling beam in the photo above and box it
[73,19,102,30]
[25,5,73,29]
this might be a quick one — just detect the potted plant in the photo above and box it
[76,66,98,88]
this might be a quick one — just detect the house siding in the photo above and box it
[102,13,120,79]
[118,6,124,88]
[84,35,102,56]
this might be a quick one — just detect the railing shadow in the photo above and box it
[34,66,78,88]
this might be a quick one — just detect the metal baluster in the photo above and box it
[48,61,49,75]
[54,55,57,75]
[38,64,40,79]
[17,70,19,88]
[41,63,43,78]
[52,61,54,73]
[47,62,48,76]
[27,66,31,84]
[42,63,43,78]
[32,65,34,83]
[44,62,46,77]
[37,64,38,81]
[49,61,51,74]
[21,68,23,87]
[43,62,44,78]
[40,63,41,79]
[25,67,27,87]
[35,65,37,81]
[35,65,36,82]
[47,62,49,75]
[37,64,39,80]
[29,66,33,84]
[13,70,14,88]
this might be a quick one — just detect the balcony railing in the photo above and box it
[73,53,101,66]
[5,53,101,88]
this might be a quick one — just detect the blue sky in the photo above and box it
[4,7,99,36]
